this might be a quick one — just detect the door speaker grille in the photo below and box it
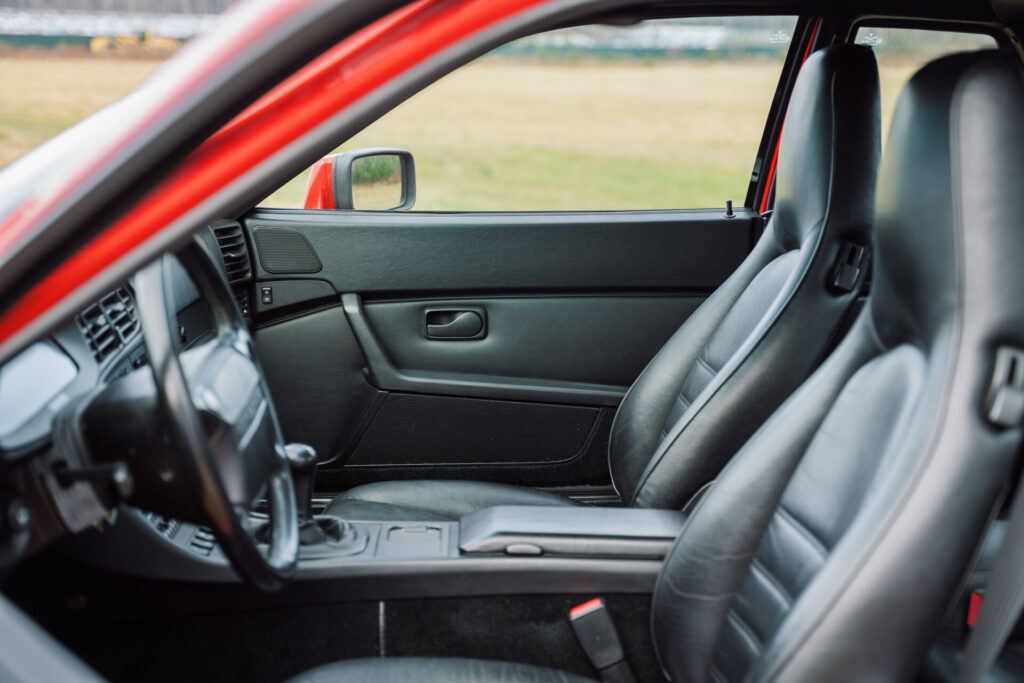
[252,227,322,274]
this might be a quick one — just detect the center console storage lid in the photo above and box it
[459,505,686,559]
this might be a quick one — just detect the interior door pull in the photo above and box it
[425,309,485,339]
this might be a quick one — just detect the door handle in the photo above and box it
[425,309,485,340]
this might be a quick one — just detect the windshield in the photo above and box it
[0,0,229,169]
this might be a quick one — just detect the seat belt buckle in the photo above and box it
[569,598,636,683]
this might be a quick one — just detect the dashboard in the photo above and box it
[0,221,266,577]
[0,263,214,460]
[0,228,230,462]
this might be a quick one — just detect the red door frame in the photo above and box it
[0,2,820,349]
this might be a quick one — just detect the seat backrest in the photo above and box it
[650,50,1024,683]
[609,45,881,510]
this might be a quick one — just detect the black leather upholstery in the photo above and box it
[919,520,1020,681]
[327,480,578,521]
[327,44,881,521]
[611,44,879,509]
[287,657,595,683]
[297,48,1024,683]
[924,636,1024,683]
[650,49,1024,682]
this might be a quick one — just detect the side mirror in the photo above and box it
[302,148,415,211]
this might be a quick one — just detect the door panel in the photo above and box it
[245,208,758,492]
[253,306,375,470]
[346,394,601,467]
[361,296,703,388]
[343,292,626,406]
[245,209,752,293]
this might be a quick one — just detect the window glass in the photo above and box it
[855,27,998,144]
[262,16,798,211]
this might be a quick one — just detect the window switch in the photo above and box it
[261,287,273,305]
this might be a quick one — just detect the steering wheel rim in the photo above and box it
[134,236,298,591]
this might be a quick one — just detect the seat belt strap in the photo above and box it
[957,468,1024,682]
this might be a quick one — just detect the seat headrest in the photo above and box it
[871,50,1024,347]
[772,44,879,251]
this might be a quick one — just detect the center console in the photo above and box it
[67,443,687,599]
[82,501,684,600]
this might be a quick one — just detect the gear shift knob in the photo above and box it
[262,443,362,550]
[283,443,318,521]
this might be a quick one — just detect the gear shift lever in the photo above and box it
[275,443,367,553]
[282,443,318,521]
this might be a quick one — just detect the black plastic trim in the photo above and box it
[342,293,626,406]
[245,208,755,295]
[63,508,663,598]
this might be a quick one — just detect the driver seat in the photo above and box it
[325,44,882,521]
[293,50,1024,682]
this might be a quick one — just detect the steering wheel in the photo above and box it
[133,236,298,591]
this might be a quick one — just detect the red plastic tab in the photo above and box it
[967,591,983,628]
[570,598,605,620]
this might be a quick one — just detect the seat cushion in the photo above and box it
[324,480,580,521]
[287,657,596,683]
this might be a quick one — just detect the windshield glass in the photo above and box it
[0,0,228,169]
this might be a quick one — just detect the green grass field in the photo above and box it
[0,58,161,167]
[0,56,919,211]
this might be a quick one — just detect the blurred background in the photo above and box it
[0,2,996,210]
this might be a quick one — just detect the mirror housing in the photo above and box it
[302,148,415,211]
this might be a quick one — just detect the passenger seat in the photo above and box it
[325,44,882,521]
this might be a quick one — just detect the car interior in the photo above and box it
[2,1,1024,682]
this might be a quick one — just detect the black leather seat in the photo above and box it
[294,49,1024,682]
[920,519,1024,682]
[290,657,592,683]
[924,636,1024,683]
[326,44,882,521]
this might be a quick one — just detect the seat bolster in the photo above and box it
[324,480,580,521]
[608,234,783,504]
[286,657,597,683]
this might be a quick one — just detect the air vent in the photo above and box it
[75,287,138,364]
[211,220,252,285]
